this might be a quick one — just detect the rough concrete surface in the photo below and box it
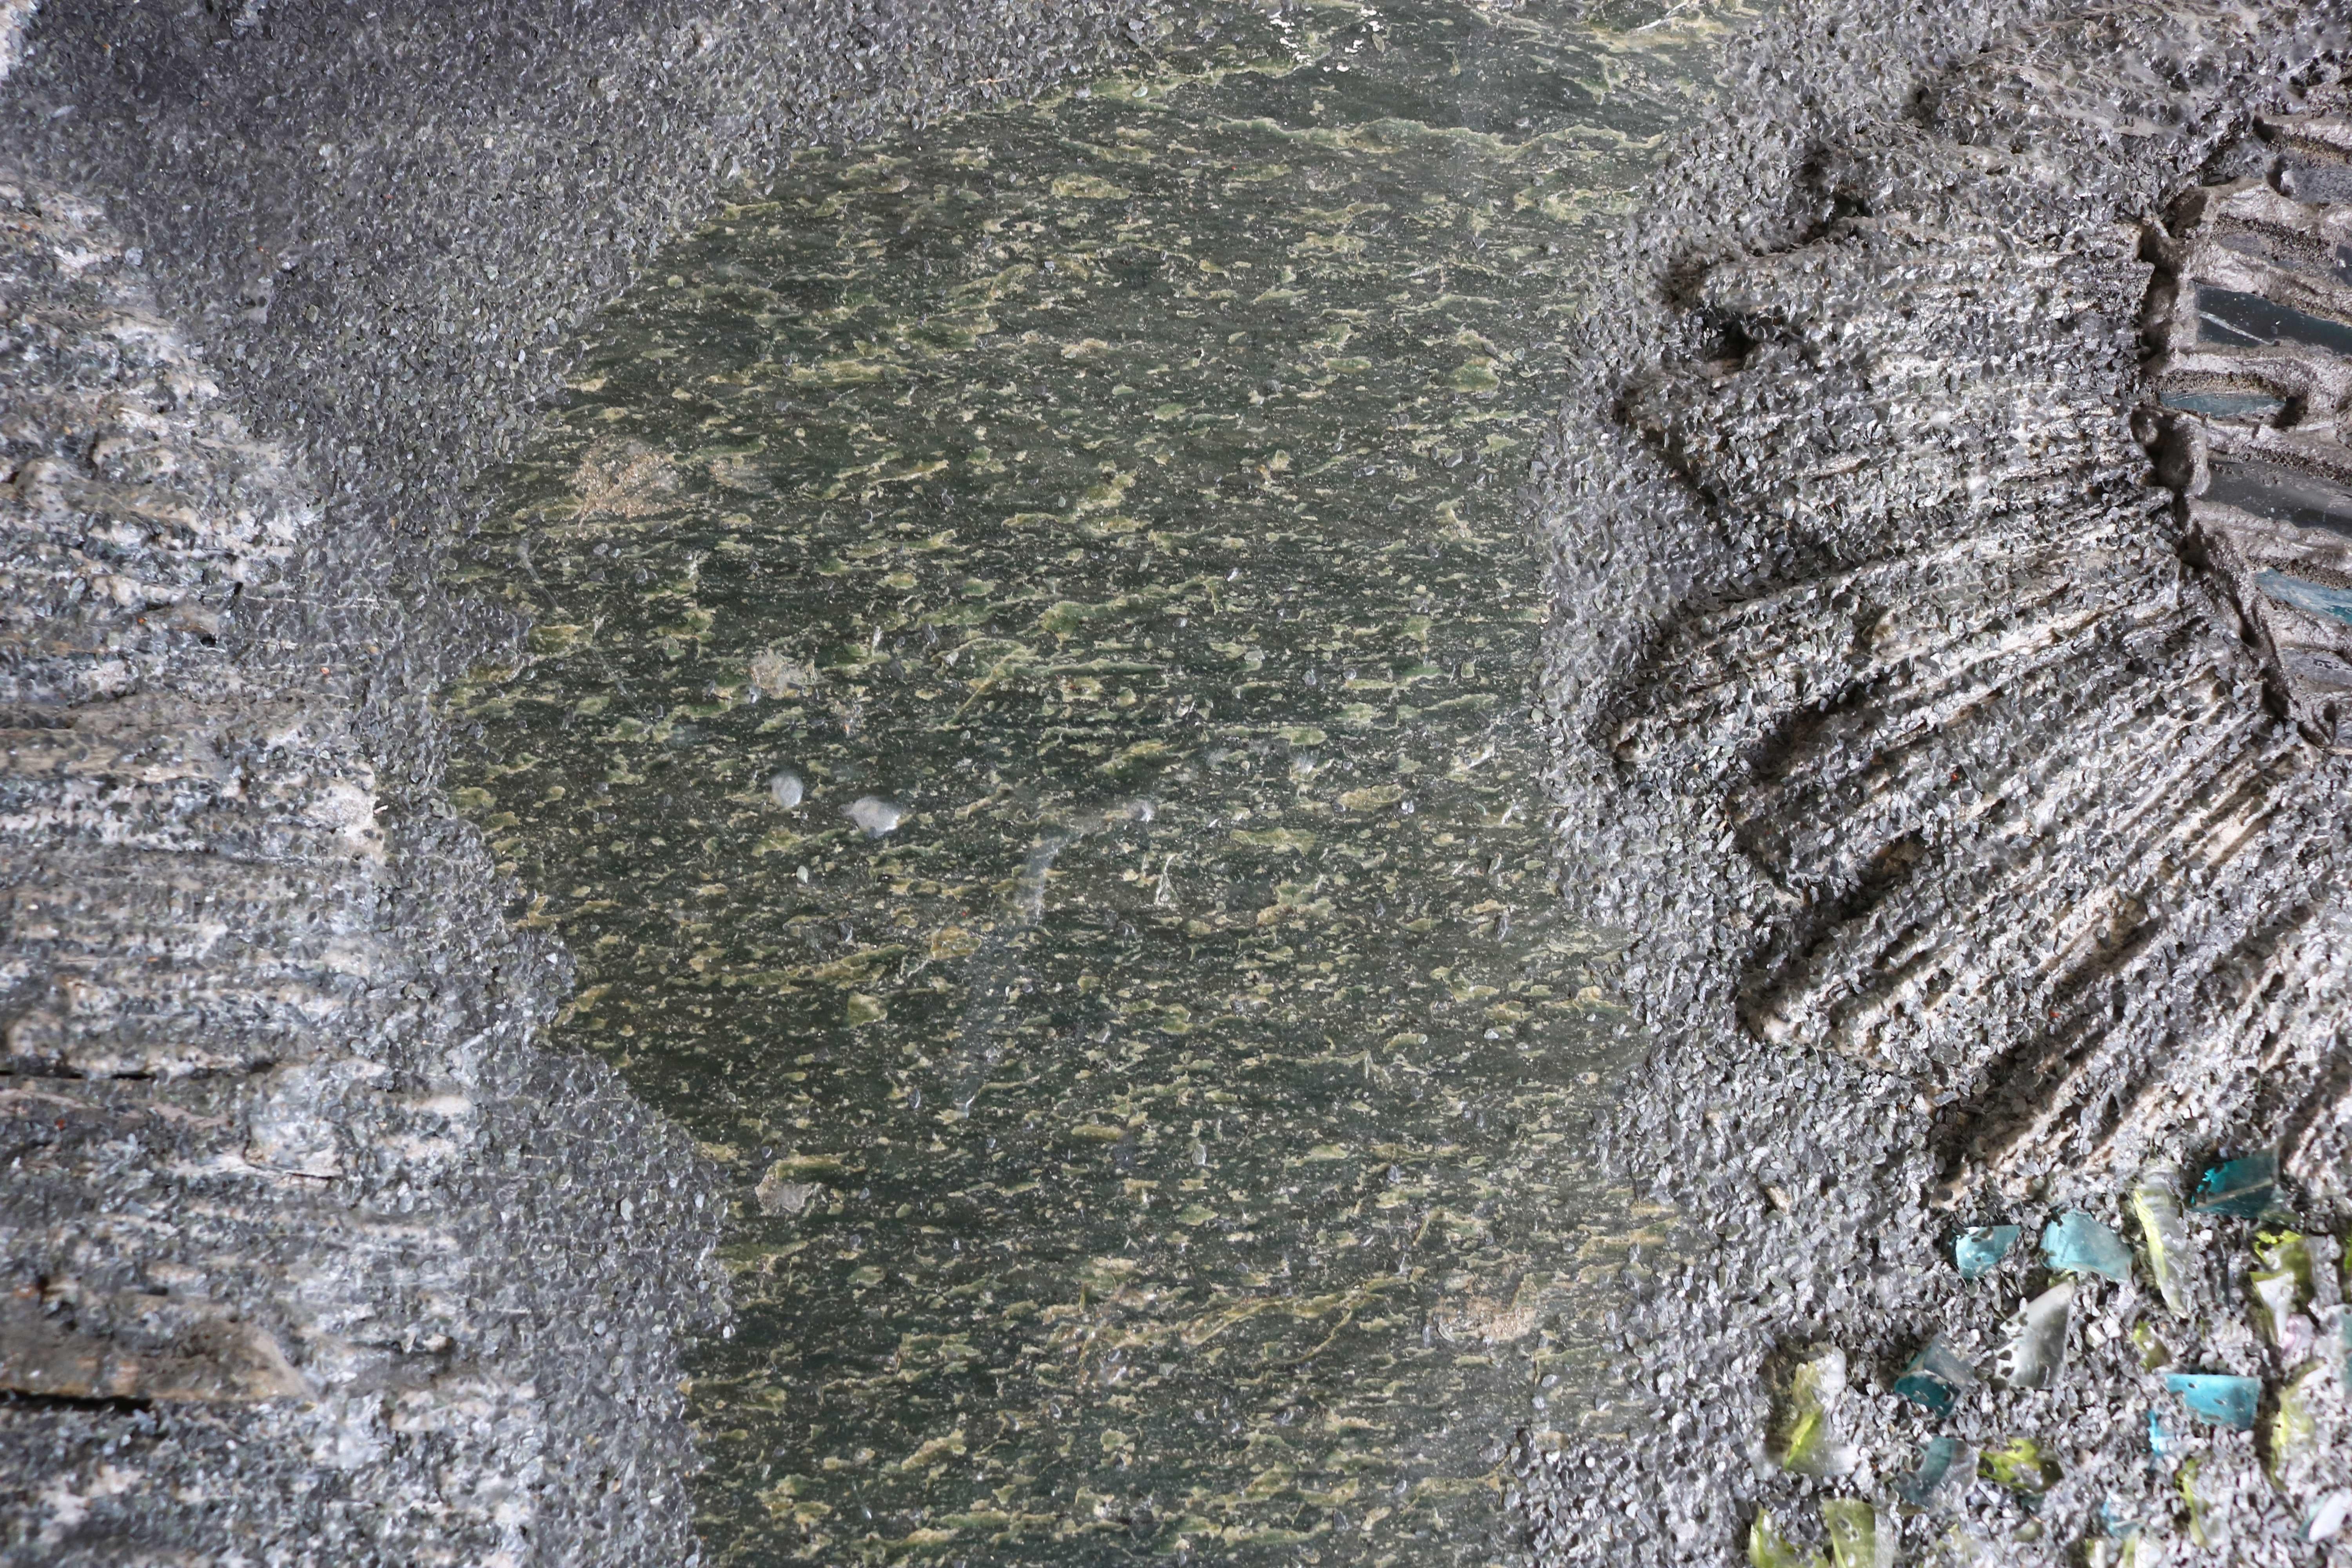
[7,0,2352,1562]
[1521,0,2352,1562]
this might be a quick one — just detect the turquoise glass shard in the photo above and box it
[1893,1336,1977,1415]
[2043,1211,2134,1282]
[1954,1224,2021,1280]
[2159,387,2287,422]
[2192,1150,2280,1217]
[2167,1372,2262,1431]
[2258,570,2352,628]
[1898,1436,1975,1512]
[2148,1410,2174,1457]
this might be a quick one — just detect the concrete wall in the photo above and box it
[0,1,1184,1560]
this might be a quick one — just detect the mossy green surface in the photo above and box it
[448,1,1735,1559]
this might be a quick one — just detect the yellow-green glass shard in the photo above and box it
[2129,1169,2192,1314]
[1749,1508,1828,1568]
[1822,1498,1893,1568]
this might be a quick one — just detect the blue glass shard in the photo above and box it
[2192,1151,2279,1218]
[1892,1370,1953,1414]
[2258,572,2352,628]
[1893,1336,1976,1415]
[2148,1409,2173,1457]
[2043,1211,2134,1283]
[1898,1436,1973,1512]
[2160,388,2287,421]
[2203,459,2352,540]
[2197,284,2352,357]
[2167,1372,2262,1431]
[1953,1225,2020,1280]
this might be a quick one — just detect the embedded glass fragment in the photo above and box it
[1748,1509,1826,1568]
[2180,1457,2212,1549]
[2147,1409,2174,1458]
[1997,1281,2074,1390]
[1981,1437,2058,1499]
[2273,1366,2323,1485]
[2192,1150,2279,1217]
[2197,284,2352,356]
[2129,1169,2193,1314]
[2145,172,2352,730]
[1821,1499,1892,1568]
[1953,1225,2020,1281]
[2166,1372,2262,1431]
[2087,1498,2148,1567]
[1897,1436,1975,1512]
[2280,156,2352,205]
[2043,1211,2133,1282]
[1773,1347,1857,1478]
[2086,1535,2149,1568]
[2258,570,2352,629]
[2203,459,2352,541]
[2156,386,2287,422]
[1892,1336,1977,1415]
[2251,1230,2317,1357]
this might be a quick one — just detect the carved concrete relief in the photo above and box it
[2147,99,2352,741]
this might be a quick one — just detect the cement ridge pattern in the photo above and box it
[1521,1,2352,1561]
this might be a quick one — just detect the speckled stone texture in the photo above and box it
[1521,1,2352,1562]
[436,6,1730,1557]
[0,1,1190,1562]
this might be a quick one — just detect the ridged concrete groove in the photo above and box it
[1561,0,2352,1209]
[1519,3,2352,1559]
[0,172,726,1563]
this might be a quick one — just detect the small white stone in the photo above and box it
[847,795,902,837]
[768,769,804,809]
